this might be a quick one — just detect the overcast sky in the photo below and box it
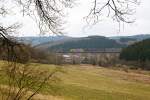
[1,0,150,37]
[65,0,150,37]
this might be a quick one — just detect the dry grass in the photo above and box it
[1,62,150,100]
[0,85,64,100]
[32,94,64,100]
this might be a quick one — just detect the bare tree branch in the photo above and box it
[14,0,74,34]
[86,0,140,24]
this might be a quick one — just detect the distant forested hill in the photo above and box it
[47,36,126,52]
[110,34,150,41]
[18,36,72,46]
[19,34,150,52]
[18,34,150,46]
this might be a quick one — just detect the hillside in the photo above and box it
[19,34,150,46]
[34,36,77,49]
[18,34,150,52]
[48,36,126,51]
[46,36,126,52]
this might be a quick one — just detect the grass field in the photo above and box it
[0,62,150,100]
